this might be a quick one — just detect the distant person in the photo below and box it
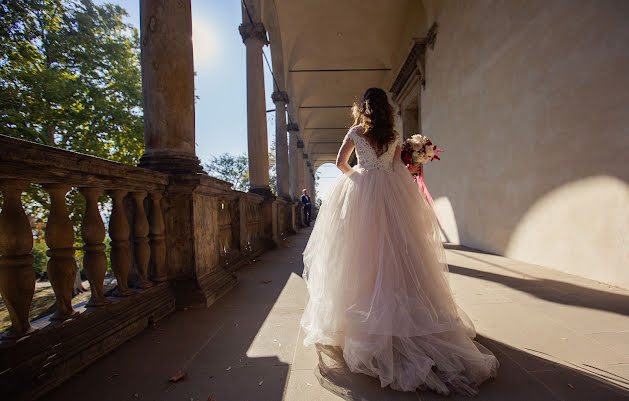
[300,87,498,395]
[300,189,312,226]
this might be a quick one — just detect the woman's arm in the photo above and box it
[393,131,419,174]
[336,137,355,174]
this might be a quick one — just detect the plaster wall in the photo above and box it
[421,0,629,287]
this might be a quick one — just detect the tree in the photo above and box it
[0,0,144,160]
[0,0,144,288]
[268,140,277,196]
[204,153,250,192]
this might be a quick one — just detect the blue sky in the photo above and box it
[98,0,340,199]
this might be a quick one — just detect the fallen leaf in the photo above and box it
[225,366,232,371]
[260,280,272,284]
[169,370,187,382]
[258,380,264,386]
[208,397,216,401]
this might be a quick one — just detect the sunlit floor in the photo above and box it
[46,228,629,401]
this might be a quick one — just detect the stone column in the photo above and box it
[138,0,202,174]
[239,16,272,197]
[308,164,316,205]
[301,152,309,195]
[272,91,290,200]
[288,123,300,201]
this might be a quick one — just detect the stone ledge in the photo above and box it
[0,134,169,191]
[0,282,175,401]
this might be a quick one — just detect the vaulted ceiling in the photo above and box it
[262,0,430,170]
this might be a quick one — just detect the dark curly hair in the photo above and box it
[351,87,395,156]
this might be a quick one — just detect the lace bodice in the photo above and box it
[343,126,402,171]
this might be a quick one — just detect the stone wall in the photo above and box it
[420,0,629,287]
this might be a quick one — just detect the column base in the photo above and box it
[139,150,204,175]
[249,186,275,198]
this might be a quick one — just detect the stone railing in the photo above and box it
[0,135,298,400]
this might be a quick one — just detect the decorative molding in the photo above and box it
[271,91,289,104]
[238,22,269,45]
[297,139,304,148]
[287,122,299,132]
[389,22,438,99]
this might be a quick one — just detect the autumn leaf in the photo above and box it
[169,370,187,382]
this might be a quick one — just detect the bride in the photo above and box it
[300,88,499,395]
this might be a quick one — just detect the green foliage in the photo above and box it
[204,146,278,194]
[204,153,250,192]
[31,241,49,278]
[0,0,142,278]
[268,140,277,196]
[0,0,144,161]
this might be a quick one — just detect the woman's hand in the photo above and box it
[407,164,420,175]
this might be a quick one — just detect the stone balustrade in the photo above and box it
[0,134,298,400]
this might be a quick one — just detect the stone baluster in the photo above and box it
[148,192,166,282]
[79,187,109,306]
[108,190,133,296]
[43,184,78,321]
[131,191,152,288]
[0,180,36,338]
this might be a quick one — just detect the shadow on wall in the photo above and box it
[434,195,459,243]
[433,175,629,289]
[506,175,629,289]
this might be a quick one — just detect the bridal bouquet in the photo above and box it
[401,134,443,174]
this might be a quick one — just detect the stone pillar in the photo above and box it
[272,91,290,200]
[307,163,314,204]
[301,152,308,195]
[239,12,272,197]
[288,123,301,201]
[138,0,202,174]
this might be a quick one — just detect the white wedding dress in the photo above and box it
[300,126,499,395]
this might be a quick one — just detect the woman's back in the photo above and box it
[346,126,401,171]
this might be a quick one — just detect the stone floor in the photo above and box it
[45,228,629,401]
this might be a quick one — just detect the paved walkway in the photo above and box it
[46,228,629,401]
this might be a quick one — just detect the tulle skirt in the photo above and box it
[300,163,499,395]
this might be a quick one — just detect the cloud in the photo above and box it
[192,15,219,70]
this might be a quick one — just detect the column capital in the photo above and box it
[297,138,304,148]
[287,122,299,132]
[303,153,308,159]
[238,22,269,45]
[271,91,289,105]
